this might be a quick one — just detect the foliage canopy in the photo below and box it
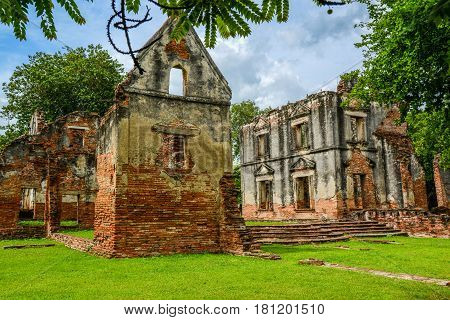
[346,0,449,172]
[0,45,124,150]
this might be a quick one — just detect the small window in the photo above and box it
[258,180,273,211]
[70,129,84,147]
[350,117,366,142]
[169,67,185,96]
[168,135,186,169]
[293,122,309,149]
[257,134,268,157]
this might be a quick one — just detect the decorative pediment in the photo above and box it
[290,157,316,171]
[152,120,200,136]
[253,116,270,133]
[288,101,310,119]
[254,163,274,176]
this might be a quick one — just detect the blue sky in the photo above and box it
[0,1,368,129]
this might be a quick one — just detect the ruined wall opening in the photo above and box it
[295,176,311,209]
[167,134,186,169]
[169,67,186,96]
[258,180,273,211]
[70,128,85,148]
[19,188,36,220]
[350,116,366,142]
[293,122,309,149]
[256,133,268,158]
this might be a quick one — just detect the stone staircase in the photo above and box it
[247,220,407,245]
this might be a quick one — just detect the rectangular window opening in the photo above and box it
[295,177,311,209]
[350,117,366,142]
[294,122,309,149]
[258,180,273,211]
[257,134,267,157]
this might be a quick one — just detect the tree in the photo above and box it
[230,100,270,204]
[346,0,449,174]
[230,100,270,162]
[0,44,124,150]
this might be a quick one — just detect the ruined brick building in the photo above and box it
[0,111,98,237]
[240,80,429,220]
[92,20,251,257]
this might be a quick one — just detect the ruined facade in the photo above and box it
[93,20,251,257]
[240,81,428,220]
[0,112,98,237]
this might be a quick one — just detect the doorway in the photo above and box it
[295,176,311,209]
[258,180,273,211]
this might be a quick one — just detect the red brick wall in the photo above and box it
[93,153,117,256]
[352,209,449,237]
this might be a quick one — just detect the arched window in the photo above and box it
[169,67,185,96]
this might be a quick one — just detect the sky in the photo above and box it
[0,1,368,129]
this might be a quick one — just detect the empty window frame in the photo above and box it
[293,122,310,149]
[256,134,268,158]
[70,129,84,147]
[258,180,273,211]
[350,116,366,142]
[169,67,186,96]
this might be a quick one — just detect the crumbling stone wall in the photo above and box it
[93,20,252,258]
[434,154,450,208]
[0,112,98,237]
[241,80,428,220]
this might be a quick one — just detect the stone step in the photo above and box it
[248,219,404,245]
[254,235,351,245]
[249,226,393,234]
[349,232,408,237]
[251,232,345,239]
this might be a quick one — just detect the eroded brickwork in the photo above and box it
[0,112,98,238]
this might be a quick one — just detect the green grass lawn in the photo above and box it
[60,220,79,227]
[0,237,448,300]
[18,220,79,227]
[59,229,94,239]
[18,220,44,227]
